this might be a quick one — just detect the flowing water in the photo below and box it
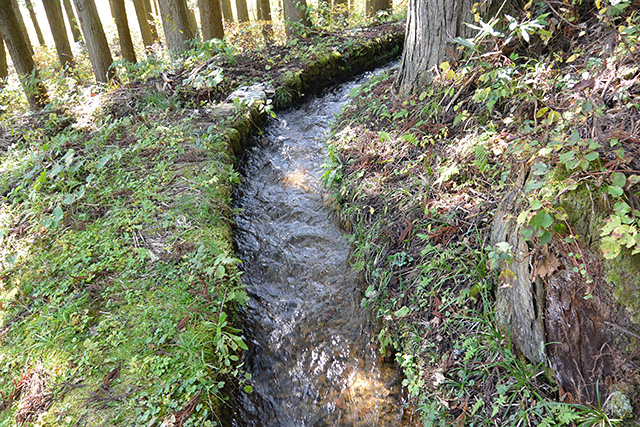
[232,69,415,426]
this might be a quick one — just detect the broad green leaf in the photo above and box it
[539,230,552,245]
[584,151,599,161]
[608,185,624,197]
[53,206,64,222]
[611,172,626,187]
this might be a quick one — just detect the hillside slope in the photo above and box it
[326,2,640,425]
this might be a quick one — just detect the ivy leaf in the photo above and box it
[530,211,554,229]
[584,151,599,162]
[530,200,543,210]
[62,194,75,205]
[608,185,624,197]
[53,206,64,222]
[539,230,552,245]
[611,172,627,187]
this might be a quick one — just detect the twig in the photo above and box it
[544,1,582,29]
[445,71,480,113]
[605,321,640,341]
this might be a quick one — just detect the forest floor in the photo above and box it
[325,2,640,426]
[0,21,403,426]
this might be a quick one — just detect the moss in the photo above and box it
[560,184,640,323]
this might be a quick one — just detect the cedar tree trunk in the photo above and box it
[187,6,199,39]
[365,0,390,16]
[133,0,153,46]
[10,0,34,54]
[73,0,116,83]
[142,0,160,42]
[62,0,82,42]
[256,0,272,39]
[0,36,8,83]
[109,0,137,63]
[42,0,75,68]
[25,0,46,45]
[283,0,311,38]
[0,0,48,109]
[198,0,224,40]
[396,0,491,91]
[236,0,250,22]
[157,0,196,53]
[220,0,234,22]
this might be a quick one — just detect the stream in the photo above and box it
[231,69,416,426]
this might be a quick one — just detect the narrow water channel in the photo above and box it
[232,69,415,426]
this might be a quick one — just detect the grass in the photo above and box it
[0,108,246,425]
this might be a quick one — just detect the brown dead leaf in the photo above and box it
[398,220,414,244]
[532,246,560,280]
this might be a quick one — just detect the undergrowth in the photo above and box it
[325,0,640,425]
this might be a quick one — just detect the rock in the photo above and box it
[226,83,275,105]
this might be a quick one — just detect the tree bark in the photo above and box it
[220,0,234,22]
[0,0,48,109]
[365,0,390,17]
[109,0,137,63]
[142,0,160,42]
[25,0,46,45]
[62,0,82,42]
[187,6,199,39]
[157,0,196,53]
[198,0,224,41]
[283,0,311,38]
[133,0,154,46]
[10,0,34,54]
[236,0,250,22]
[72,0,116,83]
[256,0,272,39]
[0,36,8,83]
[42,0,75,69]
[395,0,491,91]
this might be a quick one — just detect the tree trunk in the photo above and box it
[283,0,311,38]
[236,0,250,23]
[133,0,154,46]
[72,0,116,83]
[365,0,390,16]
[256,0,272,39]
[157,0,196,53]
[198,0,224,41]
[109,0,137,63]
[62,0,82,42]
[0,0,48,109]
[0,36,8,83]
[142,0,160,42]
[10,0,34,54]
[187,6,199,39]
[42,0,75,69]
[25,0,46,45]
[220,0,234,22]
[395,0,490,91]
